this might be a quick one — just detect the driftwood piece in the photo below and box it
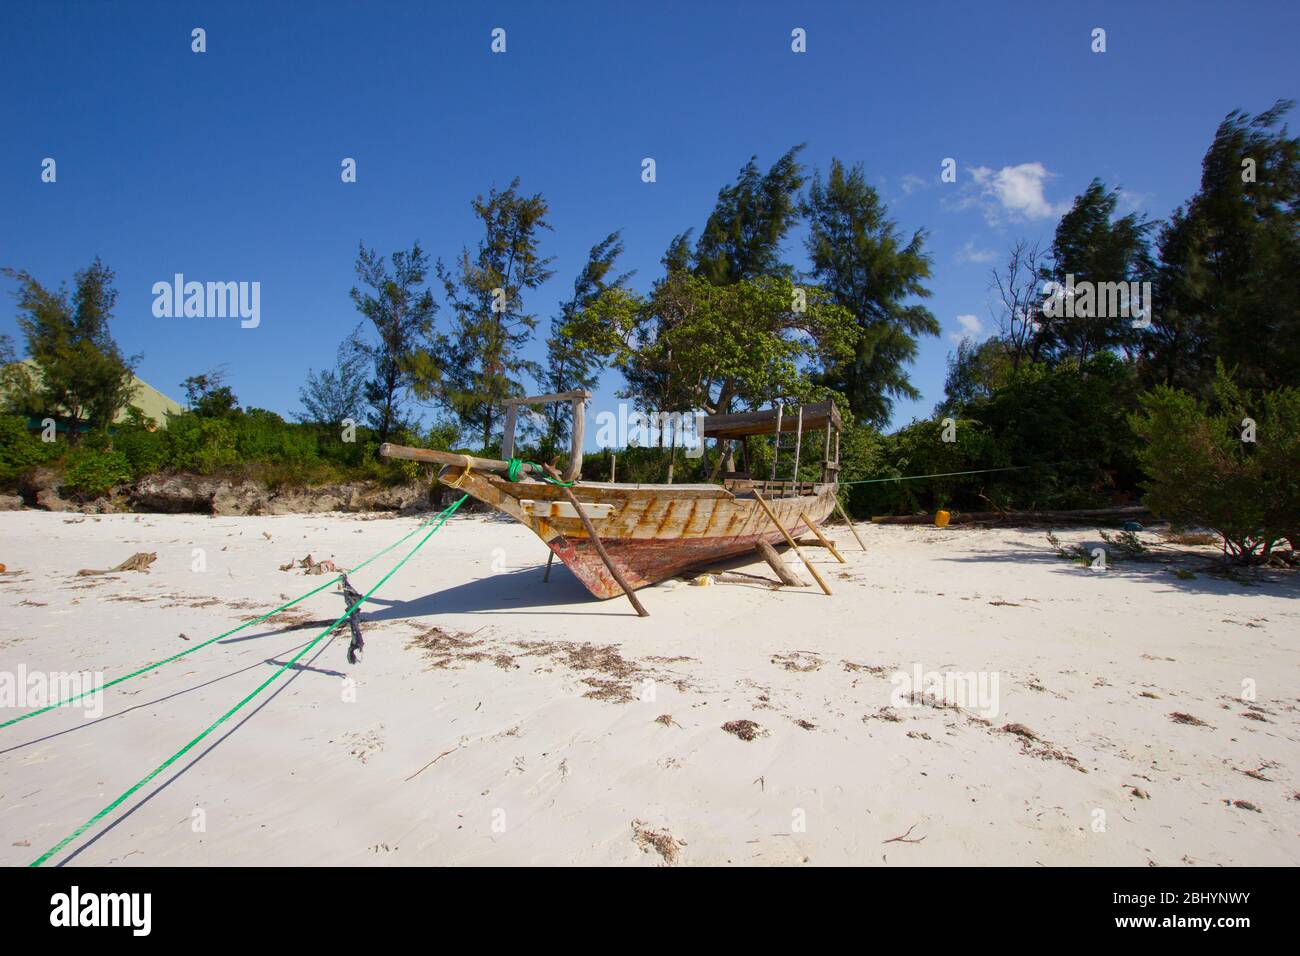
[755,539,808,587]
[753,491,832,595]
[77,552,157,576]
[800,510,845,563]
[871,505,1152,526]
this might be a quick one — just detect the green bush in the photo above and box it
[64,448,131,498]
[112,423,168,478]
[1131,365,1299,562]
[164,413,238,473]
[0,414,61,484]
[862,354,1144,517]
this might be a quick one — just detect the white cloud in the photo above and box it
[949,313,984,344]
[900,173,930,196]
[958,162,1066,224]
[956,239,996,265]
[1116,188,1154,212]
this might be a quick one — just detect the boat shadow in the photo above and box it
[362,564,636,619]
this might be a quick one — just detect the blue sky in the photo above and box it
[2,0,1295,436]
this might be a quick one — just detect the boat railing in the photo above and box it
[723,477,825,497]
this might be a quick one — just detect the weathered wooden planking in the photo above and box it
[438,463,837,599]
[518,499,618,520]
[486,476,735,503]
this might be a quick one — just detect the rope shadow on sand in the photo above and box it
[0,635,323,758]
[54,633,341,866]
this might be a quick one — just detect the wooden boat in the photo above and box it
[380,392,849,608]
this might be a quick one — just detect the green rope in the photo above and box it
[839,464,1039,485]
[838,460,1096,486]
[30,494,467,868]
[1,500,461,731]
[505,457,573,486]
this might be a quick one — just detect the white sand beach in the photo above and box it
[1,509,1296,866]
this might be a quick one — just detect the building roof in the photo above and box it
[3,359,185,428]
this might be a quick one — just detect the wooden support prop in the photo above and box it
[752,491,832,596]
[756,539,808,587]
[542,464,649,617]
[800,511,846,563]
[833,496,867,551]
[543,551,554,582]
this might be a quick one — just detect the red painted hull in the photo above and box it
[545,522,813,599]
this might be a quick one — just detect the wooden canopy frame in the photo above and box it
[499,389,590,483]
[701,400,841,439]
[702,400,843,488]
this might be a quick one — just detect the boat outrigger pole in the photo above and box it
[379,389,590,481]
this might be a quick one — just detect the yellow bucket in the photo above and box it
[934,510,951,528]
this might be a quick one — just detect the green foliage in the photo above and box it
[435,180,553,448]
[1130,365,1299,561]
[112,421,168,478]
[578,445,711,485]
[691,145,807,285]
[351,241,441,441]
[181,368,239,417]
[3,258,136,440]
[1045,531,1094,565]
[63,447,131,498]
[938,337,1012,415]
[1038,178,1156,365]
[540,232,631,456]
[298,330,368,426]
[864,355,1141,517]
[1099,528,1149,559]
[0,414,61,482]
[0,333,45,418]
[968,353,1142,507]
[851,415,1004,518]
[575,272,854,417]
[803,158,938,426]
[1145,100,1299,395]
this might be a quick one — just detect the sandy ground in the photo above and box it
[0,508,1296,867]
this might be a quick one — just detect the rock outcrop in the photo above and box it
[129,474,433,515]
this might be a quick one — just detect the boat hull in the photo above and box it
[439,466,837,599]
